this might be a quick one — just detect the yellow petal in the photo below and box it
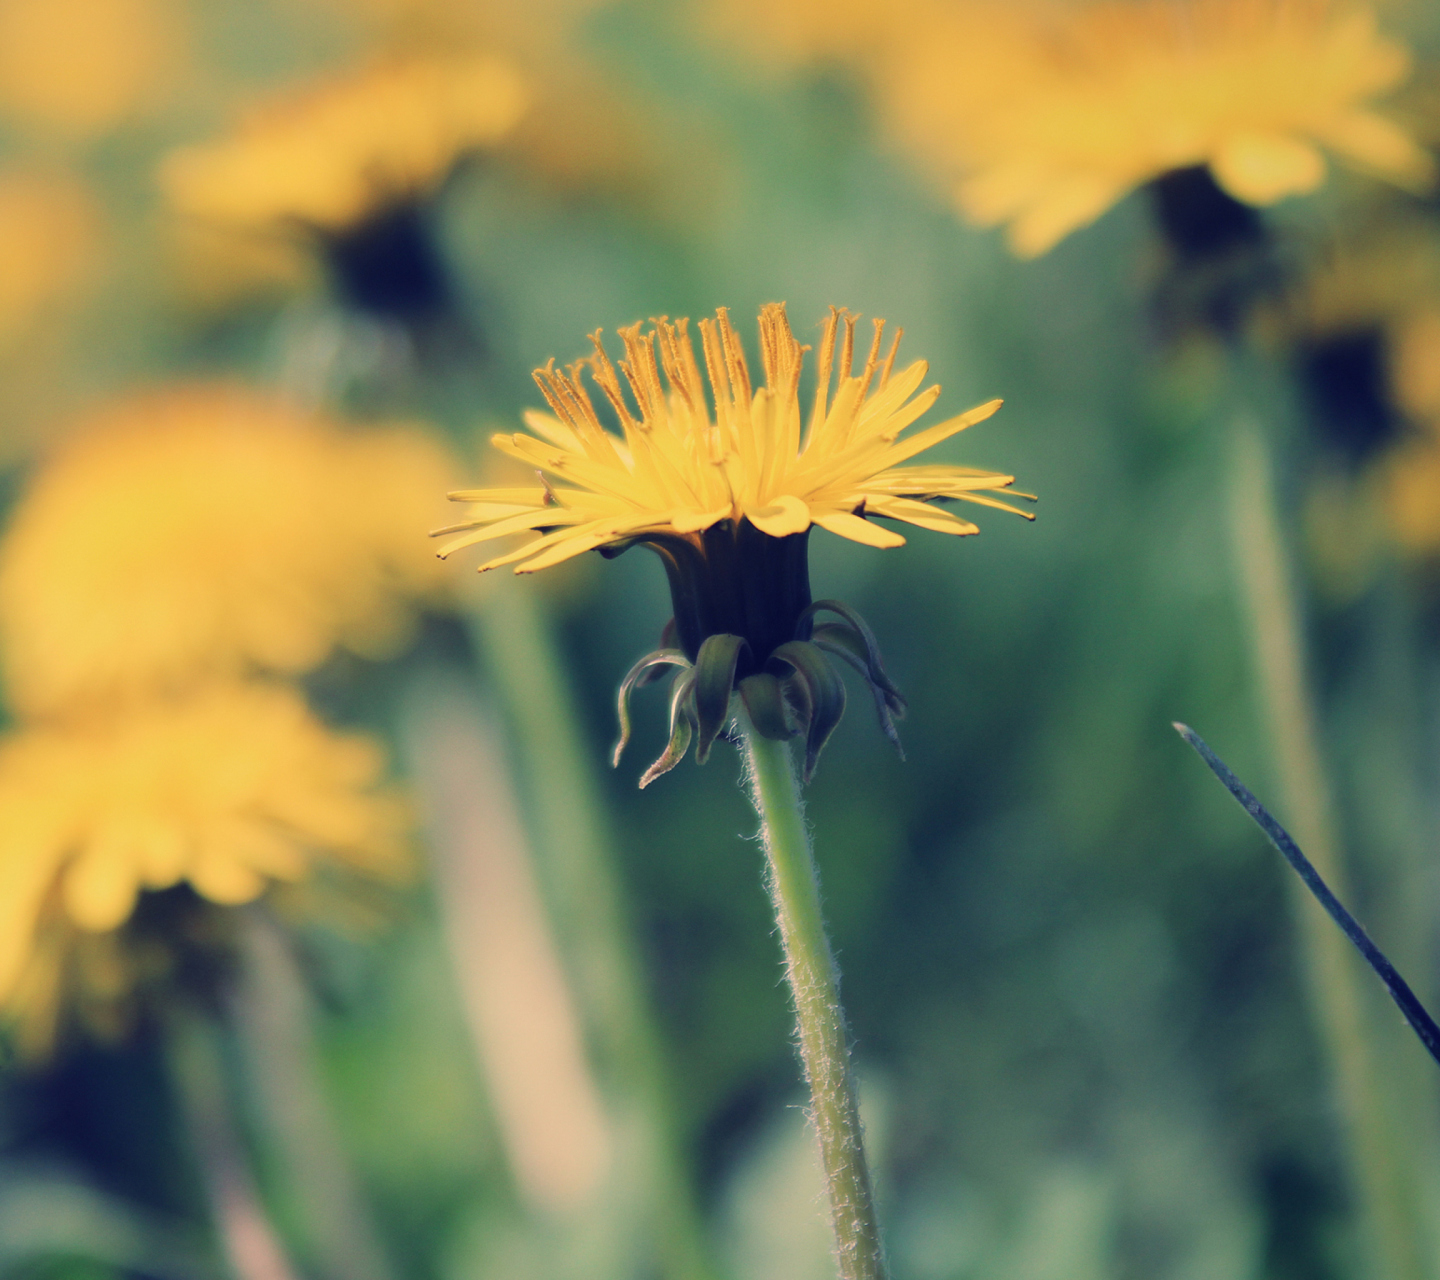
[812,510,906,548]
[1008,176,1128,258]
[1211,133,1326,205]
[670,503,732,534]
[62,838,140,932]
[1322,111,1434,192]
[744,494,811,537]
[864,496,979,535]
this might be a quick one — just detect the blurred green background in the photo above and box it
[5,1,1440,1278]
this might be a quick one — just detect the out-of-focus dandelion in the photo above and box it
[161,55,527,328]
[0,681,408,1054]
[0,169,101,345]
[439,303,1031,1280]
[0,0,187,140]
[944,0,1432,257]
[720,0,1432,258]
[0,385,454,716]
[1382,310,1440,551]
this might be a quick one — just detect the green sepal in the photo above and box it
[613,648,690,767]
[738,671,794,741]
[639,669,698,789]
[770,640,847,782]
[635,619,680,689]
[812,623,904,757]
[692,633,749,765]
[800,600,906,716]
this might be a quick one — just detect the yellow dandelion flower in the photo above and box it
[730,0,1433,258]
[0,0,186,139]
[928,0,1432,257]
[1391,307,1440,427]
[0,169,101,344]
[0,682,408,1049]
[437,304,1032,781]
[0,385,455,717]
[160,54,529,234]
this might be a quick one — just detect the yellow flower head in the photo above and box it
[440,304,1026,572]
[0,385,455,717]
[924,0,1433,257]
[0,169,100,344]
[729,0,1433,258]
[437,304,1031,781]
[160,54,529,233]
[0,0,186,139]
[0,682,408,1049]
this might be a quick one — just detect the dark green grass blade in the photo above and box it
[1174,722,1440,1067]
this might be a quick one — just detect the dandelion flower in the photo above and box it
[0,682,408,1048]
[931,0,1433,256]
[161,54,529,234]
[0,0,185,139]
[0,170,100,344]
[727,0,1433,258]
[0,385,455,716]
[437,304,1032,781]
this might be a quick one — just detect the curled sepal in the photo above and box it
[738,671,795,741]
[693,634,750,765]
[614,648,690,767]
[812,623,905,757]
[802,601,906,711]
[770,641,847,782]
[639,669,698,789]
[634,619,681,690]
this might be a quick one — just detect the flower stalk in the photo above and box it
[466,578,717,1280]
[1228,421,1430,1280]
[166,1007,303,1280]
[740,721,887,1280]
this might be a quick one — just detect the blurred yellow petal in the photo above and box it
[62,840,140,933]
[1321,111,1435,192]
[1211,133,1326,205]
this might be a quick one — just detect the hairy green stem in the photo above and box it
[1229,422,1430,1280]
[466,578,715,1280]
[740,723,887,1280]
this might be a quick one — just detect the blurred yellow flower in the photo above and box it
[0,682,408,1049]
[160,54,529,233]
[438,304,1029,574]
[1384,439,1440,550]
[0,0,186,139]
[0,385,455,716]
[725,0,1433,258]
[0,170,101,344]
[941,0,1433,257]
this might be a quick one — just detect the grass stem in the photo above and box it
[1228,421,1430,1280]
